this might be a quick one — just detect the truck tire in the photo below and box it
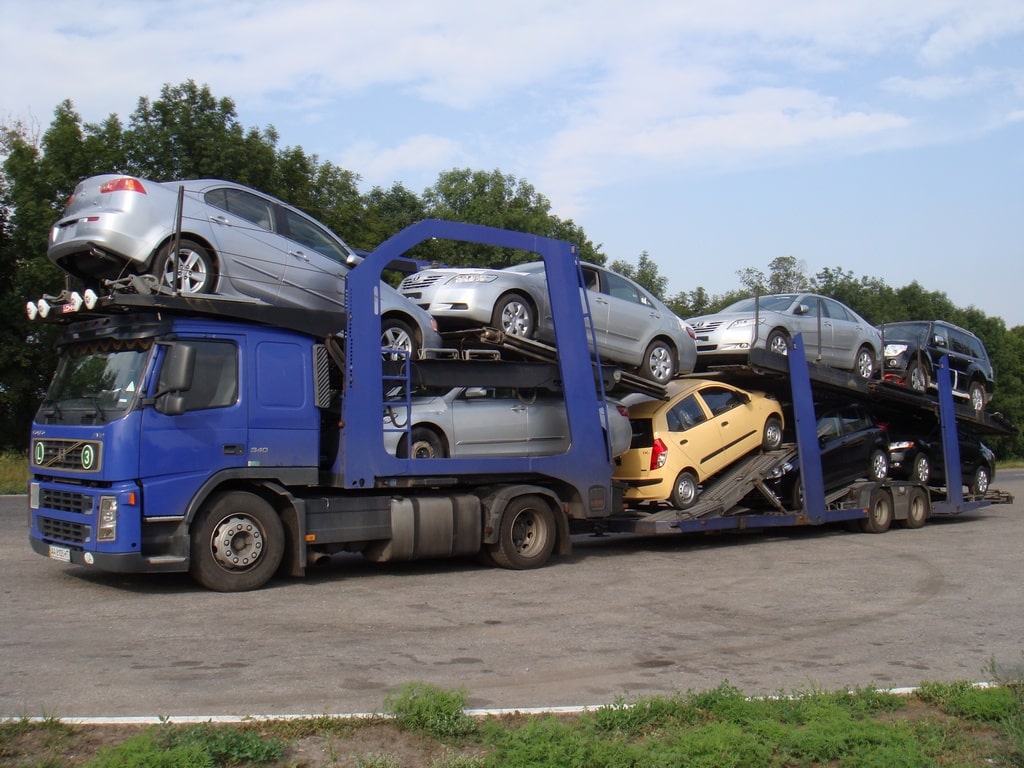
[189,491,285,592]
[901,485,929,529]
[860,487,893,533]
[157,238,216,295]
[641,339,676,384]
[492,292,535,338]
[487,495,556,570]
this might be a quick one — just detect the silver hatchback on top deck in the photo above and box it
[687,293,881,378]
[398,261,697,384]
[47,174,442,356]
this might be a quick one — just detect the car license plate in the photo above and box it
[48,544,71,562]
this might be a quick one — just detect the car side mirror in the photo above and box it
[795,304,809,315]
[464,387,488,399]
[933,335,947,347]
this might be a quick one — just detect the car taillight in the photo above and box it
[876,421,888,433]
[650,438,669,470]
[615,404,629,418]
[99,177,147,194]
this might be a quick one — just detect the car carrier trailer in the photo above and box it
[26,219,1014,591]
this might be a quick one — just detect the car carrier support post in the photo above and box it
[788,335,828,518]
[935,356,965,508]
[341,219,616,517]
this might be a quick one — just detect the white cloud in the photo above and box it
[341,135,467,190]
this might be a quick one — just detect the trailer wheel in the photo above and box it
[907,360,929,393]
[860,487,893,533]
[670,470,699,509]
[762,416,783,451]
[189,491,285,592]
[492,292,535,338]
[488,495,556,570]
[901,486,930,529]
[157,238,216,295]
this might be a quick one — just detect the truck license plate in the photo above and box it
[48,545,71,562]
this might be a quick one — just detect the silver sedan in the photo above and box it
[398,261,697,384]
[687,293,881,378]
[383,386,633,459]
[48,175,442,356]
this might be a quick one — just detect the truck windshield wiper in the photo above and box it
[40,397,64,419]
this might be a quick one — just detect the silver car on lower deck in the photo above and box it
[687,293,881,378]
[398,261,697,384]
[383,386,633,459]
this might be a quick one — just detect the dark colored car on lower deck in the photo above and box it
[889,424,995,495]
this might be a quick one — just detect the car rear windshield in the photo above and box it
[628,418,654,449]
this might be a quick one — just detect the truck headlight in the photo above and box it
[97,496,118,541]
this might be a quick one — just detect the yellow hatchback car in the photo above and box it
[614,379,784,509]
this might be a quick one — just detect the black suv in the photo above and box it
[880,321,994,411]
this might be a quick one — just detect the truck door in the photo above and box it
[139,338,247,518]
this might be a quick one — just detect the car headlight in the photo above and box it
[883,343,909,358]
[450,274,498,284]
[889,440,914,451]
[728,317,758,329]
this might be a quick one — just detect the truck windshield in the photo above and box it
[39,339,153,423]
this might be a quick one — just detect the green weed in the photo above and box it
[383,682,478,740]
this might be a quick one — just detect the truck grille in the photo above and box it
[41,489,92,514]
[32,439,103,472]
[40,516,90,544]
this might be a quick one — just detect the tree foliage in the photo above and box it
[1,80,1021,458]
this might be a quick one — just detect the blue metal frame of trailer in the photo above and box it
[342,218,618,518]
[596,333,996,537]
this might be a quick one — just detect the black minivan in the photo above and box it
[880,320,994,411]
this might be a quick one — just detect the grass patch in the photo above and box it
[1,680,1020,767]
[0,450,28,495]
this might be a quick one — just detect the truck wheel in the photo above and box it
[860,487,893,533]
[404,427,445,459]
[157,238,215,294]
[492,292,535,338]
[381,318,416,361]
[901,485,929,529]
[907,360,929,392]
[670,470,699,509]
[852,345,875,379]
[766,329,790,356]
[189,491,285,592]
[641,339,677,384]
[487,495,556,570]
[762,416,783,451]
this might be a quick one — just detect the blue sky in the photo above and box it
[4,0,1023,326]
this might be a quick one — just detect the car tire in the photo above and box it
[381,317,417,361]
[157,238,216,295]
[670,470,699,509]
[641,339,677,383]
[869,449,889,481]
[912,453,931,485]
[492,292,535,338]
[762,415,783,451]
[907,360,929,393]
[766,329,790,356]
[968,380,986,413]
[402,427,445,459]
[852,345,875,379]
[970,465,990,496]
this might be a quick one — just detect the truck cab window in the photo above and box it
[160,341,238,411]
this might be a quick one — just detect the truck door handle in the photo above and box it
[223,444,244,455]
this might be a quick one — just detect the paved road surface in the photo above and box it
[2,473,1022,718]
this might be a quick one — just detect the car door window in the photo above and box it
[280,210,350,264]
[666,395,707,432]
[603,272,642,304]
[699,386,745,417]
[204,188,275,230]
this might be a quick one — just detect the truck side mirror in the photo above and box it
[153,343,196,415]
